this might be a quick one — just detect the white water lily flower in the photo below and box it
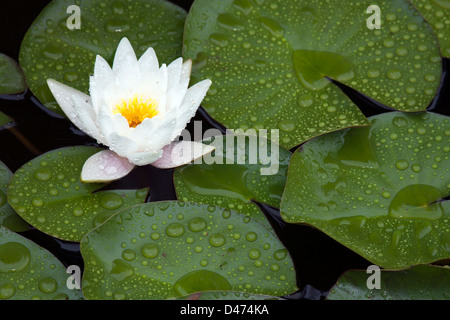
[47,37,214,183]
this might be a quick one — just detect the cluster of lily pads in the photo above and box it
[0,0,449,300]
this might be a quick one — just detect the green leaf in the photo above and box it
[7,146,148,242]
[281,112,450,269]
[0,226,84,300]
[0,161,29,232]
[327,265,450,300]
[183,0,442,149]
[173,291,284,300]
[0,112,12,127]
[174,134,291,227]
[81,201,298,300]
[411,0,450,58]
[0,53,27,95]
[19,0,187,116]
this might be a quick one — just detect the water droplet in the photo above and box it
[217,13,244,31]
[174,270,231,297]
[273,249,288,260]
[141,244,159,259]
[188,217,207,232]
[105,19,130,33]
[297,94,314,107]
[209,234,226,247]
[393,116,407,127]
[258,16,284,37]
[278,119,296,132]
[245,232,257,242]
[248,248,261,260]
[0,283,15,299]
[122,249,136,261]
[38,277,58,294]
[100,193,123,210]
[387,69,402,80]
[395,160,409,171]
[165,223,185,238]
[209,33,229,47]
[72,207,84,217]
[43,45,63,60]
[109,259,133,281]
[34,168,52,181]
[0,242,31,272]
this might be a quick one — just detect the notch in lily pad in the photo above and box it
[7,146,149,242]
[174,134,292,228]
[183,0,442,149]
[281,112,450,269]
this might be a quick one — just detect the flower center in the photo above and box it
[114,94,159,128]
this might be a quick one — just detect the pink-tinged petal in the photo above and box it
[151,141,215,169]
[81,150,135,183]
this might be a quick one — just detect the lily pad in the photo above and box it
[174,134,291,227]
[327,265,450,300]
[0,226,84,300]
[281,112,450,269]
[0,53,27,95]
[0,161,29,232]
[411,0,450,57]
[7,146,148,242]
[183,0,442,149]
[81,201,298,300]
[0,112,12,127]
[173,290,283,300]
[19,0,187,116]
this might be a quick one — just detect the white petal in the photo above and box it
[166,57,183,92]
[71,95,104,144]
[113,38,140,87]
[129,115,162,148]
[108,132,139,158]
[96,104,130,143]
[81,150,135,183]
[127,150,163,166]
[47,79,91,128]
[138,47,159,75]
[165,59,191,112]
[93,55,114,84]
[90,55,115,112]
[151,141,215,169]
[175,79,212,132]
[180,59,193,87]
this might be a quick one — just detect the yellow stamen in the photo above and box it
[114,95,159,128]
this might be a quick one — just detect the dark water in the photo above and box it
[0,0,449,300]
